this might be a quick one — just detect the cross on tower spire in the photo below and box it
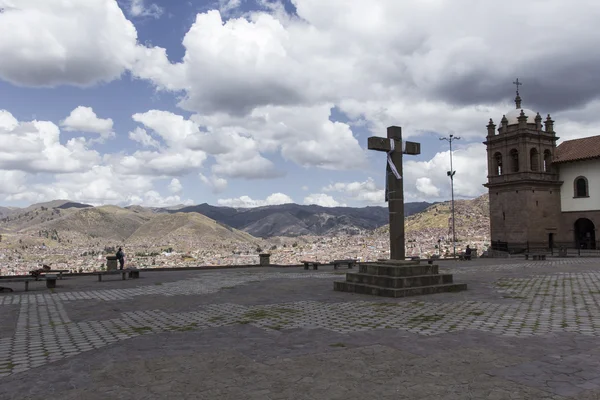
[513,78,523,109]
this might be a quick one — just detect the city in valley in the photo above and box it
[0,196,490,277]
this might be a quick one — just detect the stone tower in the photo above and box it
[483,85,562,251]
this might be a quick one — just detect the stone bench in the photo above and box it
[95,270,128,282]
[332,259,357,269]
[95,269,141,282]
[127,268,140,279]
[524,253,546,260]
[0,275,57,292]
[301,261,320,270]
[38,270,69,280]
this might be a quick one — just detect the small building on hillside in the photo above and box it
[483,88,599,251]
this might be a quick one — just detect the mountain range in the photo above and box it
[0,200,434,239]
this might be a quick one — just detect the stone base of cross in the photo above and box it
[368,126,421,260]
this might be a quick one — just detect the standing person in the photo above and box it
[116,247,125,270]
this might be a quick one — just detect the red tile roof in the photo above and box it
[554,135,600,164]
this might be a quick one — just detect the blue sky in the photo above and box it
[0,0,598,208]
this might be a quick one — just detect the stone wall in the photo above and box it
[488,185,561,247]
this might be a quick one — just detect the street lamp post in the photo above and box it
[440,134,461,258]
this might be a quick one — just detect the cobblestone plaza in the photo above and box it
[2,258,600,399]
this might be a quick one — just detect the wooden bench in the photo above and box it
[0,275,57,292]
[301,261,321,270]
[524,253,546,260]
[332,259,357,269]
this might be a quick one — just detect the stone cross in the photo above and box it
[368,126,421,260]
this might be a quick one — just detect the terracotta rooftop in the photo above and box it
[554,135,600,164]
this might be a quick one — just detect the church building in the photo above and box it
[483,83,599,251]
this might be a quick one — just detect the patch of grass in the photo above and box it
[589,291,600,295]
[208,316,223,323]
[237,320,252,325]
[329,343,346,348]
[468,311,484,316]
[43,351,49,357]
[408,314,445,324]
[1,362,15,371]
[266,325,283,331]
[154,282,163,286]
[131,326,152,334]
[371,302,402,307]
[503,295,527,300]
[561,322,569,328]
[243,310,270,320]
[449,324,457,330]
[270,307,300,315]
[167,323,199,332]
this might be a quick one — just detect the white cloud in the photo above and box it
[130,1,600,147]
[218,0,242,15]
[303,193,346,207]
[0,0,138,87]
[217,192,293,208]
[199,173,228,194]
[415,177,440,197]
[128,191,193,208]
[0,110,101,173]
[61,106,114,142]
[0,170,30,196]
[127,0,163,19]
[128,127,160,148]
[168,178,182,194]
[323,177,385,204]
[404,144,488,202]
[193,104,368,171]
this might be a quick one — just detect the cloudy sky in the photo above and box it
[0,0,599,208]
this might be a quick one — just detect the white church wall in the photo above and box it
[559,159,600,212]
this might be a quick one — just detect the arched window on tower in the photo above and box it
[574,176,589,198]
[543,150,552,172]
[510,149,519,172]
[494,152,503,175]
[530,148,539,172]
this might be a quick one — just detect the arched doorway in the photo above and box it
[574,218,596,249]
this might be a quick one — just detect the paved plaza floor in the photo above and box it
[2,258,600,399]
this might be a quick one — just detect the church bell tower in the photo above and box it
[483,80,562,251]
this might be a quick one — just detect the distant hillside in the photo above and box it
[0,201,263,249]
[25,205,154,241]
[175,202,433,237]
[128,212,259,246]
[375,194,490,244]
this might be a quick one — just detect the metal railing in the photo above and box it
[490,240,599,257]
